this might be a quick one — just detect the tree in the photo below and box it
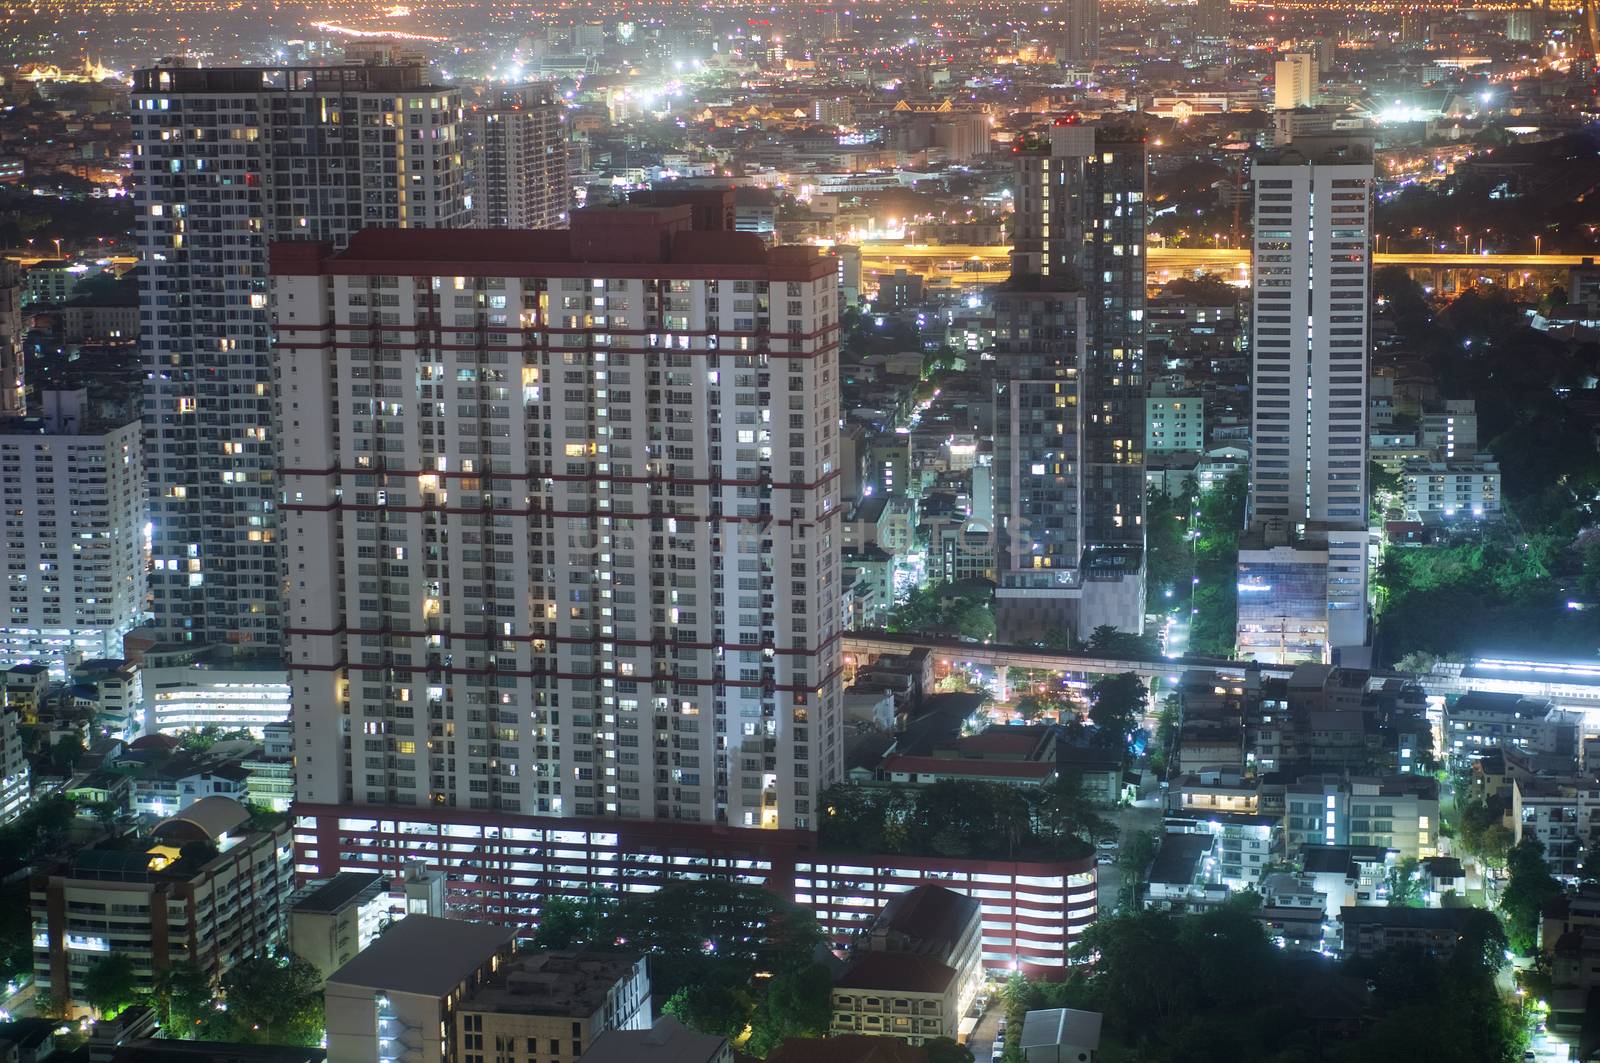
[925,1037,975,1063]
[151,960,213,1036]
[48,733,86,773]
[1385,857,1424,908]
[663,982,752,1041]
[1116,830,1160,909]
[208,954,324,1046]
[1148,694,1180,778]
[745,963,832,1057]
[1500,835,1562,954]
[531,891,617,950]
[82,952,138,1018]
[1088,672,1146,756]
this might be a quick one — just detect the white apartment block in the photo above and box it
[468,83,570,230]
[132,59,465,653]
[1145,386,1203,455]
[271,205,843,829]
[1,391,146,678]
[1400,458,1501,519]
[1273,53,1317,111]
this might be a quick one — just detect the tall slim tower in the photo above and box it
[132,60,465,653]
[0,262,22,417]
[1274,53,1318,110]
[467,83,570,230]
[1238,135,1373,664]
[997,118,1147,639]
[270,205,843,832]
[1060,0,1100,65]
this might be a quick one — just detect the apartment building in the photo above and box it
[0,390,145,677]
[132,58,465,651]
[271,203,842,830]
[453,952,650,1063]
[467,83,570,230]
[30,796,294,1016]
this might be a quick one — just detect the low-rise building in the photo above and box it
[1400,458,1501,520]
[288,872,390,980]
[29,797,294,1016]
[830,885,983,1045]
[579,1016,730,1063]
[243,720,295,812]
[1284,775,1439,860]
[454,952,651,1063]
[1143,832,1226,912]
[1257,872,1329,950]
[1018,1007,1103,1063]
[324,915,518,1063]
[1162,811,1278,889]
[1339,906,1478,960]
[1444,692,1575,758]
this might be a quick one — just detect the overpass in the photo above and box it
[844,631,1600,711]
[857,243,1589,292]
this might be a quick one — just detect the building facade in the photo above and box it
[1,390,145,677]
[271,206,843,829]
[0,261,22,417]
[132,59,465,652]
[467,83,570,230]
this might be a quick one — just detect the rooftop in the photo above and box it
[326,915,515,997]
[291,872,387,915]
[1147,833,1215,886]
[461,952,643,1017]
[1019,1007,1103,1052]
[835,951,957,995]
[873,885,980,952]
[768,1035,927,1063]
[579,1017,726,1063]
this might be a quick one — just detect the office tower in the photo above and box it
[132,59,465,654]
[271,203,843,832]
[1060,0,1100,64]
[1238,135,1373,664]
[468,84,570,230]
[0,390,146,676]
[998,119,1146,639]
[0,262,21,416]
[1274,53,1317,110]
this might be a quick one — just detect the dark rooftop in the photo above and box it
[291,872,387,915]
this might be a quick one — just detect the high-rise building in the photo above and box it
[132,59,465,653]
[1194,0,1232,40]
[1238,135,1373,664]
[1059,0,1100,64]
[270,204,843,831]
[997,119,1146,638]
[0,390,146,677]
[1273,53,1318,111]
[0,261,22,417]
[467,83,570,230]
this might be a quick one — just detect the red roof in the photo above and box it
[836,951,957,995]
[882,755,1053,781]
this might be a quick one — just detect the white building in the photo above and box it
[0,699,29,824]
[1400,458,1501,519]
[1243,135,1372,662]
[132,58,466,653]
[1273,54,1317,110]
[1145,384,1204,455]
[1,390,146,677]
[271,204,843,829]
[140,658,291,736]
[467,83,570,230]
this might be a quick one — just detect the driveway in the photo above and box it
[1096,797,1164,912]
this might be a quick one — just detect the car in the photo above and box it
[1096,853,1115,866]
[991,1048,1004,1063]
[996,1016,1007,1031]
[1096,838,1118,850]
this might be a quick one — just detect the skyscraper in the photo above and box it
[271,203,843,832]
[1238,135,1373,664]
[132,59,465,653]
[1274,53,1318,111]
[1060,0,1100,65]
[0,390,146,676]
[467,83,570,230]
[996,119,1146,639]
[0,262,22,417]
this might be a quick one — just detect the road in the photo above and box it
[1095,797,1165,913]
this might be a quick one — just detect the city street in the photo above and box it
[1095,796,1164,912]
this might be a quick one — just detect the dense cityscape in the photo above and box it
[0,0,1598,1060]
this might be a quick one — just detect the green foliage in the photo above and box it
[177,726,256,753]
[1191,472,1246,656]
[49,734,86,773]
[882,581,995,641]
[1385,857,1425,908]
[743,964,833,1057]
[529,880,824,1053]
[0,884,31,982]
[1115,830,1159,910]
[82,953,138,1018]
[203,953,325,1046]
[1148,695,1180,778]
[1454,795,1514,869]
[1500,836,1562,955]
[1145,487,1197,613]
[1372,531,1600,665]
[1069,906,1520,1063]
[817,776,1105,861]
[925,1037,975,1063]
[150,960,213,1036]
[0,795,76,869]
[1087,672,1145,757]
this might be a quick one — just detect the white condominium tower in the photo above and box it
[0,390,146,676]
[1239,135,1373,663]
[468,83,570,230]
[132,59,465,653]
[271,201,843,829]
